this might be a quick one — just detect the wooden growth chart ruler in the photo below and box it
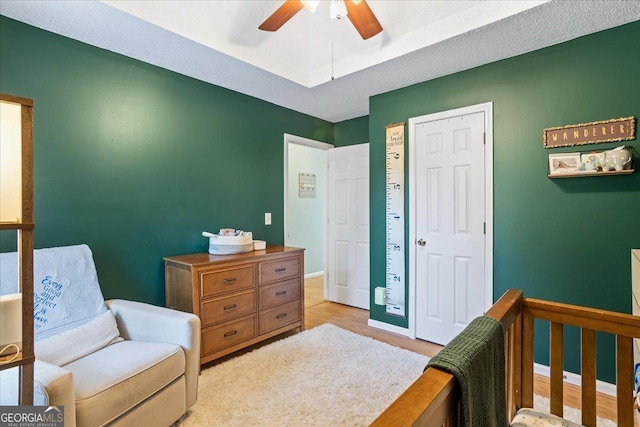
[385,122,405,317]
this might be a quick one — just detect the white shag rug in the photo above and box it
[174,323,429,427]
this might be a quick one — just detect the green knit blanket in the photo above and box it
[426,316,507,427]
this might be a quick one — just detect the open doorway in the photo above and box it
[283,134,333,305]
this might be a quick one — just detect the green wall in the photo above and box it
[2,14,639,384]
[334,115,369,147]
[368,21,640,382]
[0,17,333,305]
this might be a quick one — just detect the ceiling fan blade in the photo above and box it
[343,0,383,40]
[259,0,304,32]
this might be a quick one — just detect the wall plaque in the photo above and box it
[298,173,316,198]
[543,116,635,148]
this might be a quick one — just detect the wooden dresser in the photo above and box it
[164,246,304,365]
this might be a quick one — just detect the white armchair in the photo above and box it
[103,299,200,425]
[0,245,200,427]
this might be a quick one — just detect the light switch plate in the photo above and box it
[265,213,271,225]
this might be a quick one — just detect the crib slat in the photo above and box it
[581,328,596,427]
[507,313,523,419]
[521,309,535,409]
[512,312,523,416]
[505,325,513,418]
[549,322,564,417]
[617,335,634,427]
[505,324,518,420]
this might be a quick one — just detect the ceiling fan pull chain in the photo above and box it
[331,18,335,81]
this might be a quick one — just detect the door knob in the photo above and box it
[417,239,426,246]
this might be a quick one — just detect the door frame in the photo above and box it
[283,134,333,287]
[407,102,494,339]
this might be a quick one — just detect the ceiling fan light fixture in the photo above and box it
[301,0,320,13]
[259,0,382,39]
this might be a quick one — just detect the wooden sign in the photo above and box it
[543,116,635,148]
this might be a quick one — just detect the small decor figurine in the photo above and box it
[603,145,632,171]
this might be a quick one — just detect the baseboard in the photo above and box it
[533,363,616,397]
[304,271,323,279]
[367,319,410,337]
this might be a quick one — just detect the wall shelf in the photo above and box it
[0,222,35,230]
[0,352,35,370]
[548,169,634,179]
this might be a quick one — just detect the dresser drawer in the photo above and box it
[202,315,256,356]
[259,300,300,335]
[259,257,300,284]
[259,278,301,310]
[201,290,256,327]
[201,264,255,297]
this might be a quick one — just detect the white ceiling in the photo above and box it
[1,0,639,123]
[100,0,549,88]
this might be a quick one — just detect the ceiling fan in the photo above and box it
[259,0,383,40]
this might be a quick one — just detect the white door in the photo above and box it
[414,110,487,345]
[327,143,370,309]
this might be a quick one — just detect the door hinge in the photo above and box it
[483,132,486,145]
[483,222,486,234]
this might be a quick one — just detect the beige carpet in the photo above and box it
[174,323,429,427]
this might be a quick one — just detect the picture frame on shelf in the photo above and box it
[548,152,581,175]
[581,151,606,171]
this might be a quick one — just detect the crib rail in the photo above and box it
[368,367,459,427]
[521,298,640,427]
[370,289,523,427]
[371,290,640,427]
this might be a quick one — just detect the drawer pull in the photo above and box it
[275,291,287,297]
[224,330,238,338]
[223,304,237,311]
[223,277,237,284]
[275,268,286,273]
[276,313,287,319]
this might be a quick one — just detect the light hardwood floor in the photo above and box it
[303,277,619,423]
[304,275,325,309]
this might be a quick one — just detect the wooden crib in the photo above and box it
[371,289,640,427]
